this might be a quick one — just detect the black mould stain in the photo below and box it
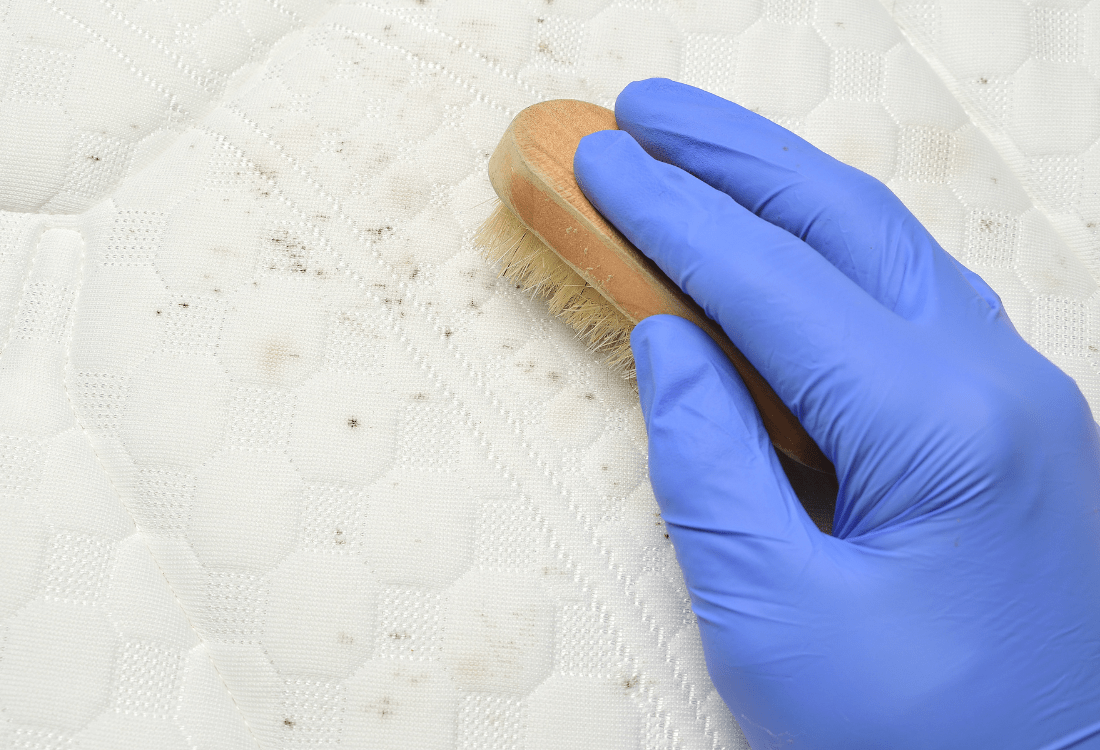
[269,229,309,274]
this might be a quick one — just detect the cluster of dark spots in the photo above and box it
[314,213,330,221]
[584,392,595,400]
[443,328,453,338]
[409,267,420,280]
[468,300,480,310]
[347,417,359,428]
[390,631,410,640]
[335,529,346,545]
[365,225,394,239]
[622,677,636,690]
[268,230,309,273]
[283,719,295,728]
[373,696,394,718]
[412,393,428,401]
[548,371,561,382]
[979,77,988,84]
[87,155,101,162]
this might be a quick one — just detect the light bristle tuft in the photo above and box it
[474,201,636,378]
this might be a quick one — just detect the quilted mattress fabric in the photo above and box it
[0,1,1098,748]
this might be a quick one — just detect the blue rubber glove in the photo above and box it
[574,79,1100,750]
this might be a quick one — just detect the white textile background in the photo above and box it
[0,1,1098,748]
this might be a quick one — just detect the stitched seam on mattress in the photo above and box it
[887,4,1100,286]
[207,71,719,746]
[35,7,351,747]
[50,215,265,748]
[0,222,44,357]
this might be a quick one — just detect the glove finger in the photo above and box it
[947,255,1020,334]
[575,129,904,452]
[613,78,980,326]
[632,315,820,627]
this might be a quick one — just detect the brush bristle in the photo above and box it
[474,201,636,377]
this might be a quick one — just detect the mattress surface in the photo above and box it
[0,1,1097,748]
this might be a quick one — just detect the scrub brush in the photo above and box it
[474,99,837,523]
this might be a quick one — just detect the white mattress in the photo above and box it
[0,1,1097,748]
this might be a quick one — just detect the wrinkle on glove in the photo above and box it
[575,78,1100,750]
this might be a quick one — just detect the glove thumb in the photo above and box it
[632,315,822,633]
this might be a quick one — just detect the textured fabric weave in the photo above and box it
[0,1,1097,748]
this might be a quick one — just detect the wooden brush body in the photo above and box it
[485,99,833,478]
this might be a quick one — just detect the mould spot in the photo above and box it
[268,229,309,274]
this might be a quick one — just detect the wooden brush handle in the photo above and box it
[488,99,833,476]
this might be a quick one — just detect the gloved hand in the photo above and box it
[574,78,1100,750]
